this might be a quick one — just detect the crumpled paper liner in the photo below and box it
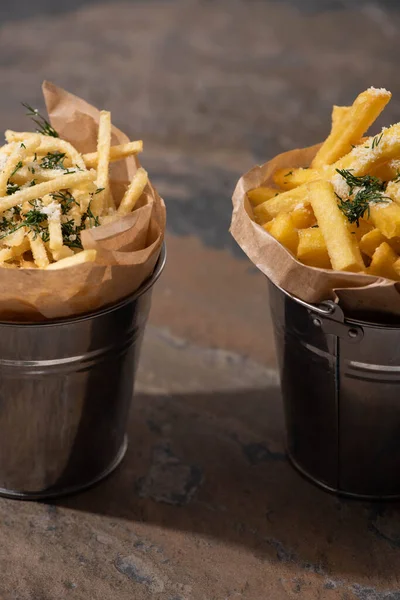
[231,143,400,319]
[0,81,166,321]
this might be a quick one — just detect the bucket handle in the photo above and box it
[278,286,364,343]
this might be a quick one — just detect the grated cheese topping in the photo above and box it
[367,86,391,97]
[41,201,61,221]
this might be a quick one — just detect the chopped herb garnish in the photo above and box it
[372,132,384,149]
[40,151,66,170]
[284,171,293,177]
[20,142,26,149]
[50,190,78,215]
[335,168,390,226]
[9,161,22,179]
[22,103,59,138]
[94,187,105,194]
[83,199,100,228]
[6,182,20,195]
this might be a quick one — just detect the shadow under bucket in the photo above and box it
[269,279,400,500]
[0,244,166,500]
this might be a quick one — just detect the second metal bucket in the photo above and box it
[269,279,400,500]
[0,245,166,500]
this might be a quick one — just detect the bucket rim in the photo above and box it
[268,278,400,330]
[0,243,166,328]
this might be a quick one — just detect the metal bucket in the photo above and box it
[0,245,166,500]
[269,279,400,500]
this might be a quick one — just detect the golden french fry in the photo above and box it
[0,247,13,263]
[3,227,25,247]
[117,167,148,215]
[28,231,49,268]
[297,228,331,269]
[290,205,316,229]
[263,213,298,254]
[347,219,374,241]
[370,202,400,239]
[46,249,97,270]
[312,87,391,167]
[0,137,40,196]
[11,238,30,257]
[308,180,364,272]
[331,105,350,128]
[273,167,319,190]
[92,111,112,215]
[276,121,400,190]
[369,242,400,280]
[359,229,386,258]
[247,186,279,206]
[0,170,96,213]
[253,185,309,224]
[5,131,86,171]
[83,141,143,168]
[50,245,74,261]
[386,180,400,204]
[48,215,63,251]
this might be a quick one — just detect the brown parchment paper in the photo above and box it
[231,144,400,318]
[0,81,166,321]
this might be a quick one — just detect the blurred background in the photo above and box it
[3,2,400,599]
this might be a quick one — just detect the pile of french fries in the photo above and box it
[0,106,147,269]
[248,87,400,281]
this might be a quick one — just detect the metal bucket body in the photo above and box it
[0,246,165,500]
[269,280,400,500]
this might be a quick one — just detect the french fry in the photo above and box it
[348,219,374,241]
[0,170,96,213]
[0,137,40,196]
[253,185,309,224]
[368,242,400,280]
[3,227,25,247]
[5,131,86,171]
[247,186,279,206]
[50,245,74,261]
[359,229,386,258]
[297,228,331,269]
[275,121,400,191]
[263,213,298,254]
[92,111,112,215]
[312,87,391,167]
[308,180,364,272]
[46,249,97,270]
[10,238,30,257]
[370,202,400,239]
[331,105,350,128]
[290,205,316,229]
[83,141,143,168]
[117,167,148,215]
[28,231,49,268]
[48,214,63,251]
[0,248,13,264]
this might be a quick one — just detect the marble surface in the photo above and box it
[1,1,400,598]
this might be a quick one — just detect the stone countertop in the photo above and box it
[1,1,400,598]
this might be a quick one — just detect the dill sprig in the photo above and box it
[371,132,384,149]
[22,103,59,138]
[50,190,79,215]
[335,168,390,226]
[40,152,66,170]
[9,161,23,179]
[6,182,20,195]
